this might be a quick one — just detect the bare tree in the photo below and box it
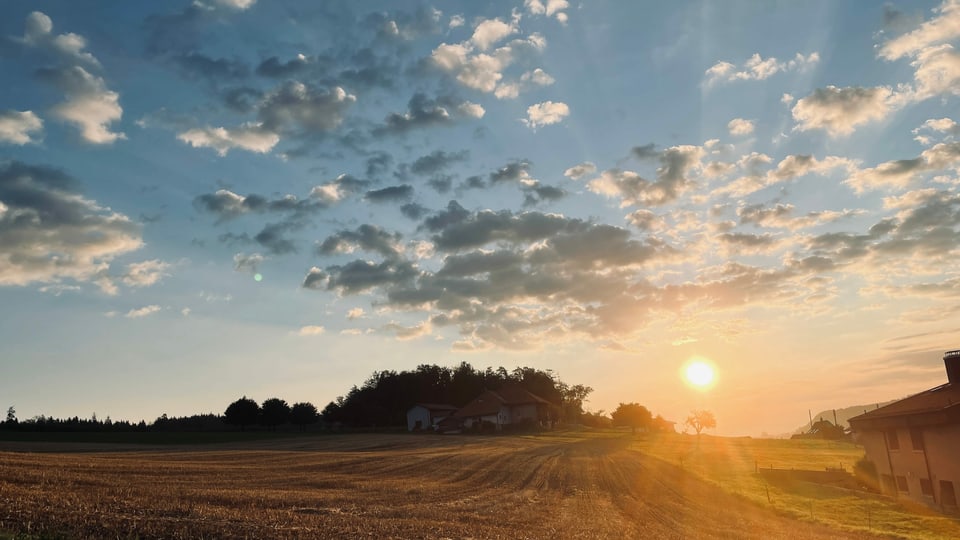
[685,409,716,435]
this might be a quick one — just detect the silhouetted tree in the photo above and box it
[224,396,260,431]
[685,409,716,435]
[652,414,675,433]
[260,398,290,430]
[559,384,593,423]
[5,406,16,426]
[290,402,319,431]
[611,403,653,433]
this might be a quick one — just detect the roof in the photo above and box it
[410,403,458,412]
[849,382,960,430]
[453,385,553,419]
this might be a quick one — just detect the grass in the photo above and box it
[0,431,956,538]
[624,433,960,540]
[0,430,319,446]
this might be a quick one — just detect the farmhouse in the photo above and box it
[849,350,960,512]
[453,384,556,431]
[406,403,458,431]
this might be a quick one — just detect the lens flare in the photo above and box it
[254,273,263,282]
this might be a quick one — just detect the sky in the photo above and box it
[2,0,960,436]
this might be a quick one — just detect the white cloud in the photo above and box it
[296,325,326,336]
[347,307,365,319]
[727,118,755,136]
[126,305,161,318]
[449,15,465,29]
[177,123,279,156]
[457,101,486,118]
[121,259,170,288]
[564,161,597,180]
[525,0,570,22]
[847,142,960,193]
[522,68,555,86]
[879,0,960,61]
[233,252,264,274]
[792,85,893,137]
[781,93,795,105]
[21,11,100,68]
[522,100,569,129]
[0,110,43,145]
[471,19,516,51]
[704,52,819,87]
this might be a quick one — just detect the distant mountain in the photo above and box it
[793,401,897,434]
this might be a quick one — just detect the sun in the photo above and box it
[684,359,716,388]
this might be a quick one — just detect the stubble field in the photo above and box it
[0,432,948,539]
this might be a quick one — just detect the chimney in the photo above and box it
[945,350,960,384]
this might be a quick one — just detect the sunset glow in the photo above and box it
[685,361,716,389]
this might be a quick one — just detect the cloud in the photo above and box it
[715,154,856,198]
[791,85,893,137]
[522,100,569,130]
[258,82,356,134]
[364,184,414,203]
[563,162,596,180]
[847,142,960,193]
[727,118,754,136]
[737,202,859,231]
[374,93,484,135]
[296,325,326,336]
[582,145,704,206]
[410,150,469,176]
[0,111,43,145]
[431,21,548,99]
[194,188,327,222]
[233,252,264,274]
[317,224,402,259]
[879,0,960,61]
[121,260,170,288]
[18,13,124,144]
[177,123,278,155]
[126,305,161,318]
[704,52,819,87]
[0,161,142,290]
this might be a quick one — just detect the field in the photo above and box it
[0,431,958,539]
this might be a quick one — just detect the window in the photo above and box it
[910,428,924,451]
[920,478,934,497]
[896,475,909,492]
[887,429,900,450]
[942,481,958,507]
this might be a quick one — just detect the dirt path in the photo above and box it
[0,434,886,539]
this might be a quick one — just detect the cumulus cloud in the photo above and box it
[410,150,469,176]
[0,111,44,145]
[564,162,597,180]
[318,224,403,259]
[582,145,704,206]
[715,154,856,198]
[121,260,170,288]
[178,123,278,155]
[522,100,569,130]
[847,142,960,193]
[879,0,960,61]
[727,118,755,136]
[194,188,327,222]
[525,0,570,23]
[296,325,326,336]
[364,184,414,203]
[375,93,484,135]
[18,13,124,144]
[791,85,893,137]
[704,52,819,87]
[431,17,548,99]
[126,305,161,318]
[0,161,142,290]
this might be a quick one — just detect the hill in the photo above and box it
[794,401,897,434]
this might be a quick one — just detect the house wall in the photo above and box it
[406,406,431,431]
[862,424,960,510]
[508,403,540,424]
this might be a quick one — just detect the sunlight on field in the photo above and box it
[0,433,957,539]
[628,434,960,540]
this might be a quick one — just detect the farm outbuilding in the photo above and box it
[849,350,960,513]
[453,384,557,431]
[406,403,458,431]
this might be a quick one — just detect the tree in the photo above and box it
[224,396,260,431]
[290,402,319,431]
[559,384,593,424]
[260,398,291,430]
[611,402,653,433]
[5,406,16,425]
[685,409,716,435]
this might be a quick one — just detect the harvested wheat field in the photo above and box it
[0,433,886,539]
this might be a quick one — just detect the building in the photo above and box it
[406,403,458,431]
[453,384,557,431]
[849,350,960,512]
